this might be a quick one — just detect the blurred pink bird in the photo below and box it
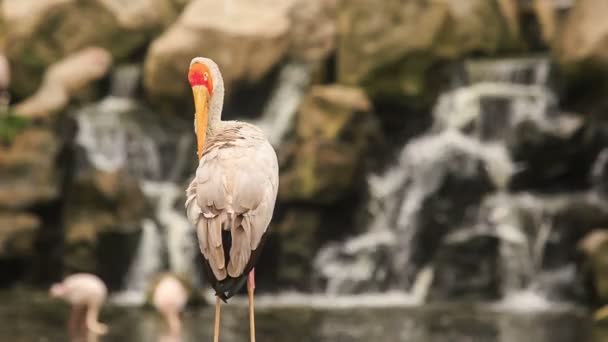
[152,274,188,336]
[49,273,108,335]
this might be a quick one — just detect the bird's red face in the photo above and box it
[188,62,214,95]
[189,61,213,160]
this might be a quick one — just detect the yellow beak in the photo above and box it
[192,85,209,160]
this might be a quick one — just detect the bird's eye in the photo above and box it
[203,72,209,81]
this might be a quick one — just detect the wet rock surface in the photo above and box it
[279,85,378,203]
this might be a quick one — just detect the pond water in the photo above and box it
[0,291,603,342]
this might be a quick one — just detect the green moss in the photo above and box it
[361,52,439,108]
[0,111,31,145]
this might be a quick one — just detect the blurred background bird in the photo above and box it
[49,273,108,336]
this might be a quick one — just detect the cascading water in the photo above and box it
[252,60,312,146]
[74,65,197,304]
[313,56,585,308]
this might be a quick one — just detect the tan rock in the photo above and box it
[0,212,40,257]
[579,229,608,302]
[64,169,145,244]
[144,0,291,113]
[62,168,145,273]
[3,0,180,96]
[288,0,337,62]
[13,47,112,119]
[337,0,514,102]
[0,126,60,209]
[279,85,378,203]
[558,0,608,64]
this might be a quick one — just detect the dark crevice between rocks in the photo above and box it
[222,63,283,121]
[27,115,77,286]
[508,121,608,193]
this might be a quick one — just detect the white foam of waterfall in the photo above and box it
[112,218,163,305]
[433,82,555,137]
[110,64,140,98]
[141,181,196,281]
[75,71,197,297]
[75,97,162,179]
[226,291,422,309]
[253,60,312,146]
[464,57,550,85]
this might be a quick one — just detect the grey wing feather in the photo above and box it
[185,126,278,280]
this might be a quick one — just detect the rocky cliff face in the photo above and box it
[1,0,608,307]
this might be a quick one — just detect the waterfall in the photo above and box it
[252,60,312,146]
[312,56,577,307]
[75,66,199,304]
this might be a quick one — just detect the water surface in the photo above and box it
[0,291,597,342]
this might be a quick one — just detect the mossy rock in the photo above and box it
[0,111,31,145]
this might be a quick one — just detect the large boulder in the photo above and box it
[0,124,61,209]
[63,168,146,273]
[0,212,40,258]
[2,0,181,97]
[287,0,337,63]
[557,0,608,66]
[337,0,515,105]
[274,208,321,288]
[144,0,292,116]
[14,47,112,119]
[279,85,379,203]
[579,229,608,303]
[428,232,501,301]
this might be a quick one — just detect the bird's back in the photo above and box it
[186,121,278,301]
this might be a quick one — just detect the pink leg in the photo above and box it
[68,305,85,339]
[248,268,256,342]
[248,268,256,290]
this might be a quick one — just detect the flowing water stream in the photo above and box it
[312,56,588,309]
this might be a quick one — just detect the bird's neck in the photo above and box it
[207,80,224,135]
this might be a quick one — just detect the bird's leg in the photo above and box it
[248,268,256,342]
[85,303,108,335]
[68,304,85,338]
[166,310,181,337]
[214,296,221,342]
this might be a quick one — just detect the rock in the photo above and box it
[144,0,291,115]
[592,149,608,196]
[557,0,608,65]
[0,54,11,92]
[0,212,40,257]
[0,125,60,209]
[288,0,337,63]
[507,113,602,191]
[428,232,501,301]
[63,168,146,273]
[279,85,378,203]
[337,0,515,104]
[275,209,321,288]
[13,47,112,119]
[0,54,10,104]
[3,0,180,96]
[579,229,608,302]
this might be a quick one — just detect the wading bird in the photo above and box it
[151,273,189,336]
[49,273,108,336]
[184,57,279,342]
